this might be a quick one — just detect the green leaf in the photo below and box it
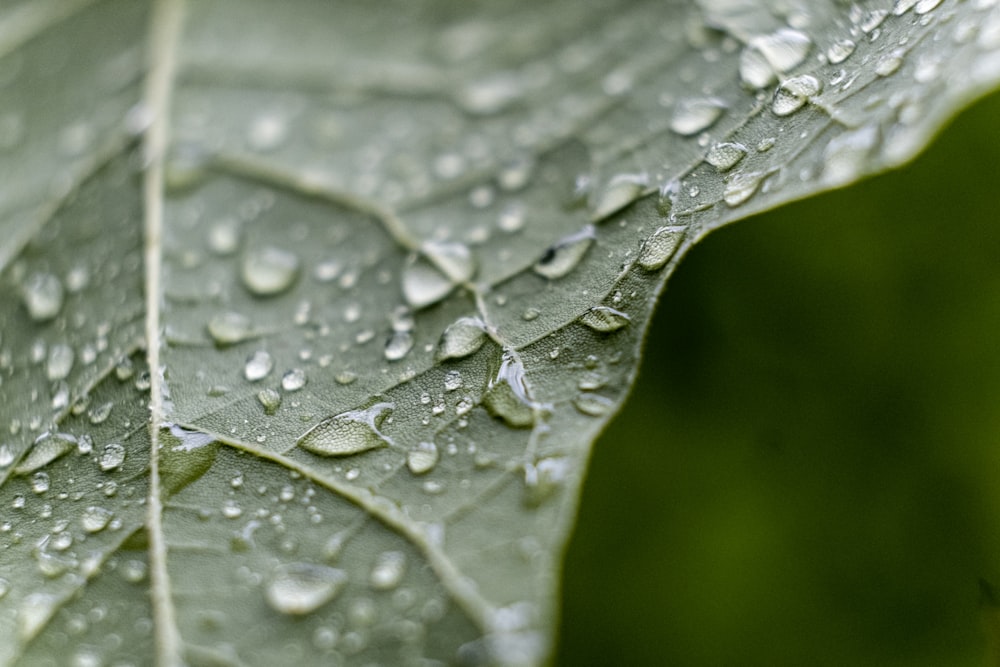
[1,1,999,665]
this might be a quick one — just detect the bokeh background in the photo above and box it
[557,89,1000,666]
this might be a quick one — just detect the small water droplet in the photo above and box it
[533,225,595,280]
[579,306,630,332]
[80,506,114,533]
[444,370,463,392]
[670,98,726,136]
[437,316,488,361]
[384,331,414,362]
[281,368,307,392]
[241,246,300,296]
[14,432,76,474]
[266,563,348,615]
[99,443,126,471]
[723,171,765,207]
[705,142,747,172]
[244,350,274,381]
[21,273,65,322]
[407,442,439,475]
[499,157,534,192]
[875,52,903,77]
[370,551,407,591]
[247,113,288,152]
[297,403,394,456]
[207,311,255,345]
[497,203,526,233]
[257,388,282,415]
[826,38,856,64]
[208,218,241,255]
[46,344,74,381]
[31,471,50,494]
[121,559,147,583]
[115,356,135,381]
[483,352,535,428]
[572,392,615,416]
[591,174,647,220]
[523,457,571,506]
[88,401,113,425]
[772,74,821,116]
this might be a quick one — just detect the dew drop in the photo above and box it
[822,125,880,187]
[384,331,414,362]
[723,171,765,207]
[88,401,113,425]
[21,273,65,322]
[14,432,76,474]
[207,311,255,345]
[296,403,394,456]
[402,241,475,309]
[533,225,595,280]
[241,245,300,296]
[208,218,241,255]
[772,74,821,116]
[497,203,526,233]
[437,316,487,361]
[591,174,647,220]
[370,551,407,591]
[444,370,463,392]
[99,443,126,472]
[31,471,50,494]
[914,0,943,13]
[257,388,282,415]
[80,506,114,533]
[670,98,726,136]
[579,306,630,332]
[406,442,439,475]
[893,0,919,13]
[875,52,903,77]
[18,592,58,641]
[739,28,812,89]
[266,563,348,615]
[244,350,274,382]
[281,368,307,392]
[483,352,535,428]
[826,38,856,64]
[524,457,571,507]
[46,344,74,381]
[573,392,615,417]
[705,142,747,172]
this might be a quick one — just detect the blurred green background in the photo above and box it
[557,89,1000,666]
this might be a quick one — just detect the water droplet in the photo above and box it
[723,171,765,207]
[314,258,342,282]
[208,218,241,255]
[296,403,394,456]
[437,316,488,361]
[121,559,147,583]
[705,142,747,172]
[859,9,888,32]
[670,98,726,136]
[257,388,282,415]
[115,356,135,381]
[533,225,595,279]
[370,551,406,591]
[0,444,12,468]
[247,113,288,152]
[14,432,76,474]
[402,241,475,309]
[207,311,255,345]
[281,368,307,392]
[483,352,535,428]
[45,344,74,381]
[914,0,943,12]
[739,28,812,89]
[892,0,918,14]
[80,506,114,533]
[875,52,903,77]
[31,471,50,494]
[523,457,571,506]
[21,273,65,322]
[384,331,414,362]
[499,157,534,192]
[266,563,348,615]
[826,38,856,64]
[18,592,58,641]
[99,443,126,472]
[591,174,648,220]
[579,306,630,332]
[241,246,300,296]
[244,350,274,381]
[88,401,113,425]
[444,370,463,392]
[497,203,526,233]
[406,442,439,475]
[772,74,821,116]
[573,392,615,416]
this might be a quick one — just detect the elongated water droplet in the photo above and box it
[573,392,615,417]
[772,74,821,116]
[875,52,903,77]
[407,441,439,475]
[425,241,475,283]
[244,350,274,381]
[670,98,726,136]
[705,142,747,172]
[22,273,64,322]
[914,0,943,12]
[739,28,811,88]
[266,563,348,615]
[483,352,535,428]
[99,443,126,471]
[80,506,114,533]
[591,174,648,220]
[370,551,407,591]
[723,171,765,207]
[297,403,394,456]
[241,246,300,296]
[257,388,282,415]
[207,311,255,345]
[826,38,856,64]
[88,401,113,425]
[533,225,595,279]
[892,0,918,13]
[579,306,630,332]
[437,316,487,361]
[14,432,77,474]
[384,331,414,361]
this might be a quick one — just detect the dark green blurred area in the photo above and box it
[557,90,1000,666]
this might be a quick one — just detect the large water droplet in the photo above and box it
[402,241,474,309]
[670,98,726,136]
[533,225,595,280]
[591,174,648,220]
[772,74,821,116]
[244,350,274,381]
[14,432,77,474]
[406,441,439,475]
[579,306,630,332]
[370,551,406,591]
[826,38,856,64]
[572,392,615,417]
[705,142,747,172]
[241,246,300,296]
[739,28,812,89]
[207,311,255,345]
[297,403,394,456]
[80,505,114,533]
[384,331,414,362]
[483,352,535,428]
[99,442,126,471]
[437,316,488,361]
[21,273,65,322]
[266,563,348,615]
[723,171,765,207]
